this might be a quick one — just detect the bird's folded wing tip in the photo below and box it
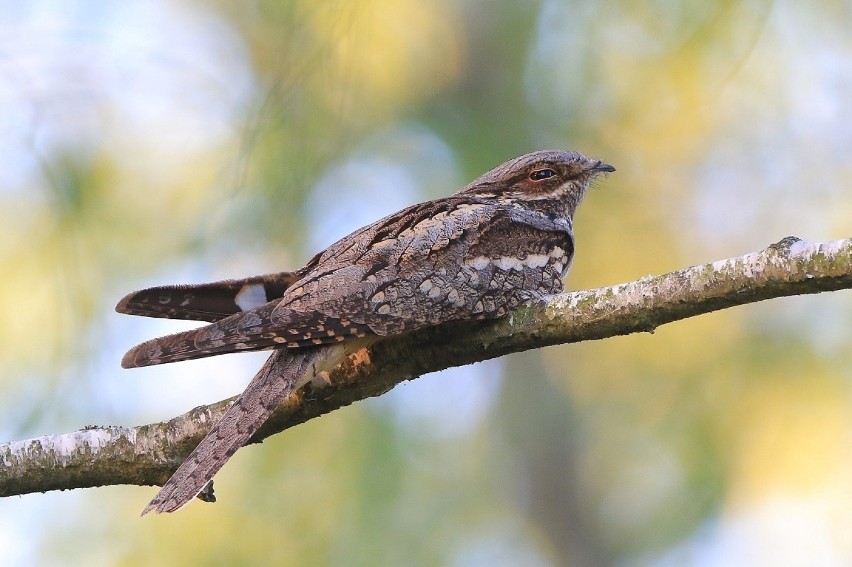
[114,291,136,314]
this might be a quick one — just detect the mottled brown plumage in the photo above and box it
[118,149,614,514]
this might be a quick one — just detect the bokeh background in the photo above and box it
[1,1,850,565]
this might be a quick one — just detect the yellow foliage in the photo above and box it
[301,0,463,119]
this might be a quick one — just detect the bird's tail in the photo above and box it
[142,345,348,514]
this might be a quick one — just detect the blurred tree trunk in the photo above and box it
[500,351,612,566]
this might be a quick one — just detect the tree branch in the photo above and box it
[2,236,850,500]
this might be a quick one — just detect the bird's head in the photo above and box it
[460,150,615,218]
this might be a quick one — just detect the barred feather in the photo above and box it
[118,149,615,513]
[116,272,303,322]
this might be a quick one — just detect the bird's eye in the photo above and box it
[529,168,556,181]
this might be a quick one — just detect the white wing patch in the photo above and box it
[466,253,554,272]
[235,284,268,311]
[524,254,550,268]
[465,256,491,270]
[495,256,525,271]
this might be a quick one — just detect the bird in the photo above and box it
[117,149,615,514]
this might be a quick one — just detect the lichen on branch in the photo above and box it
[1,236,850,500]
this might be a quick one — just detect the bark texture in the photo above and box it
[1,236,849,500]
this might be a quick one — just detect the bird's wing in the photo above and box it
[279,201,575,335]
[119,197,485,367]
[115,271,304,322]
[120,197,572,369]
[120,300,373,368]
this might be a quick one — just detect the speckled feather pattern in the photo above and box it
[117,149,614,513]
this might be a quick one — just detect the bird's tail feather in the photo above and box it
[142,346,344,514]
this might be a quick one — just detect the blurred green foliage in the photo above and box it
[1,1,850,565]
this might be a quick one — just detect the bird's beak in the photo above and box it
[591,160,615,173]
